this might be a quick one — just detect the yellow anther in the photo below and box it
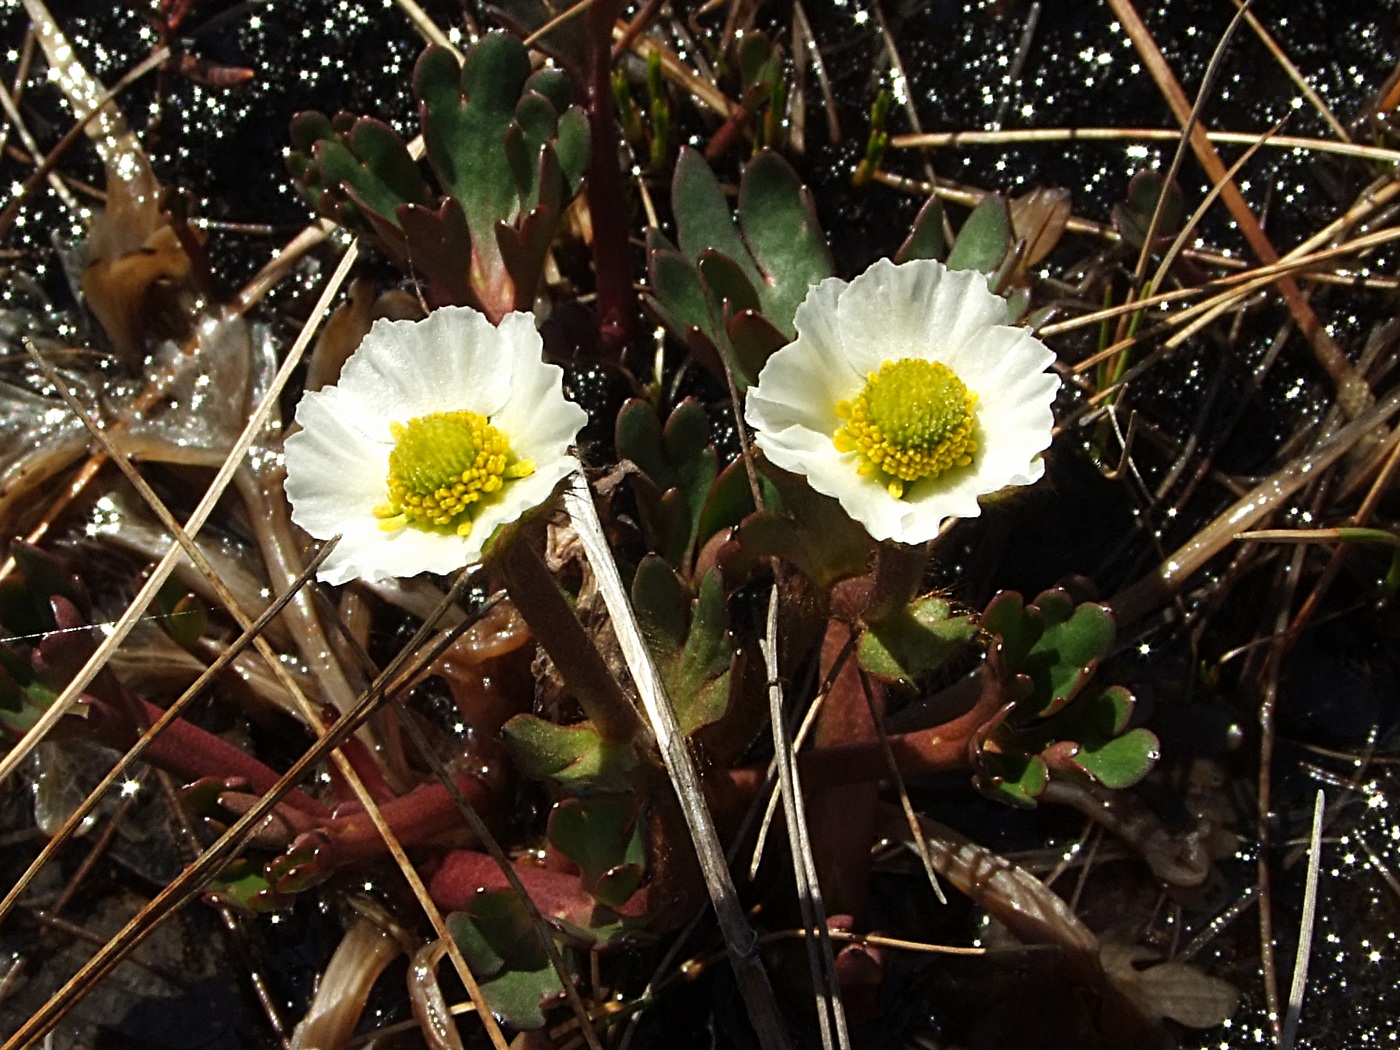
[833,358,978,499]
[373,410,534,535]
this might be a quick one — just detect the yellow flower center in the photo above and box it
[373,410,534,536]
[833,358,978,499]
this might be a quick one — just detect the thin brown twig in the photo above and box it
[890,126,1390,163]
[1105,0,1371,418]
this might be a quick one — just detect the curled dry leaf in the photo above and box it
[1101,943,1240,1029]
[1009,186,1072,271]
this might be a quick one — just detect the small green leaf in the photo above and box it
[673,148,763,295]
[946,194,1012,274]
[554,107,590,195]
[1112,169,1186,249]
[858,597,977,684]
[165,594,207,650]
[547,796,646,907]
[524,66,574,116]
[448,893,564,1031]
[730,467,874,590]
[896,195,948,264]
[644,247,715,347]
[694,456,759,549]
[1073,727,1159,788]
[726,309,790,387]
[205,859,291,914]
[737,149,834,335]
[980,590,1042,672]
[615,399,673,489]
[632,554,688,651]
[670,569,734,734]
[11,543,85,628]
[737,31,777,92]
[979,751,1048,808]
[697,249,762,317]
[502,714,638,792]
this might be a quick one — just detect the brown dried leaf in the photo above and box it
[1009,187,1072,270]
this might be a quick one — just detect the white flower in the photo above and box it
[744,258,1059,545]
[284,306,587,585]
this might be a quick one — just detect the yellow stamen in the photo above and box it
[833,358,978,499]
[373,410,534,535]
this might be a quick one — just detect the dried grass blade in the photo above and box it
[1105,0,1371,418]
[1,576,510,1050]
[0,538,338,925]
[890,127,1399,165]
[1230,0,1349,142]
[1280,789,1325,1050]
[1110,383,1400,625]
[319,592,607,1050]
[761,582,849,1050]
[562,470,792,1050]
[0,238,359,788]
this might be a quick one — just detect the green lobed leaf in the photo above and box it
[858,597,977,685]
[547,796,646,908]
[1035,684,1158,789]
[736,149,834,335]
[416,36,531,224]
[448,893,564,1031]
[501,714,638,793]
[672,148,764,295]
[306,122,428,232]
[1022,589,1114,717]
[1072,727,1160,789]
[397,197,475,305]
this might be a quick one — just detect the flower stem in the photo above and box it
[493,524,642,743]
[865,540,930,624]
[586,0,635,354]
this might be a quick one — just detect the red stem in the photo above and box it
[586,0,636,354]
[86,694,331,817]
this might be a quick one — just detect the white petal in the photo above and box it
[337,307,515,422]
[284,386,390,539]
[283,306,586,584]
[946,324,1057,392]
[745,278,863,439]
[835,258,1009,373]
[491,352,588,459]
[746,258,1060,547]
